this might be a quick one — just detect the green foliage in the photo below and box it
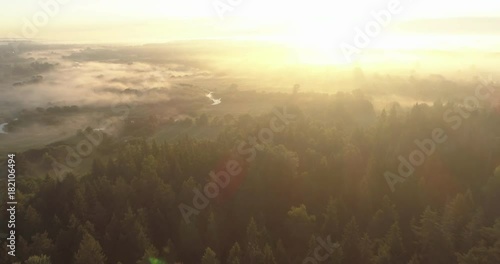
[74,233,106,264]
[227,242,242,264]
[201,247,219,264]
[11,99,500,263]
[25,255,52,264]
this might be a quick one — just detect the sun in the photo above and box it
[284,16,359,66]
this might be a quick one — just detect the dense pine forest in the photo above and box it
[2,90,500,264]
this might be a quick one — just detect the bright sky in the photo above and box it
[0,0,500,38]
[2,0,500,53]
[3,0,500,20]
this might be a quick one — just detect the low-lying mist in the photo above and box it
[0,40,499,156]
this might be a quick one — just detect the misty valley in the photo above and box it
[0,40,500,264]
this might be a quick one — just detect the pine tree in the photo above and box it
[137,245,159,264]
[74,233,106,264]
[263,243,277,264]
[342,217,373,264]
[359,234,374,264]
[368,196,398,239]
[384,222,405,263]
[161,239,177,263]
[244,217,265,263]
[441,190,474,251]
[413,207,453,264]
[246,217,260,246]
[23,205,42,238]
[286,204,316,258]
[227,242,242,264]
[201,247,220,264]
[206,211,220,254]
[29,232,55,257]
[322,197,340,238]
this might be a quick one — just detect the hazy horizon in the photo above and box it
[3,1,500,54]
[2,2,500,264]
